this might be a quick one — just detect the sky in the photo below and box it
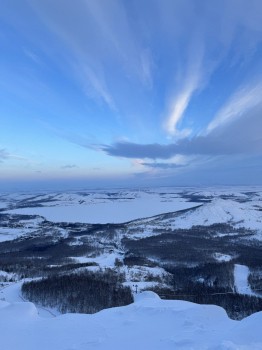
[0,0,262,190]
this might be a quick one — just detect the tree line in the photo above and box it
[22,269,133,314]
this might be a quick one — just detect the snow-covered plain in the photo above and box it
[5,190,200,224]
[3,187,262,230]
[0,291,262,350]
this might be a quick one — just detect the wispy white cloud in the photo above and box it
[140,49,154,88]
[162,0,262,138]
[164,82,198,137]
[27,0,153,110]
[80,64,116,110]
[206,81,262,133]
[0,148,27,162]
[164,87,195,137]
[23,48,42,65]
[164,41,204,137]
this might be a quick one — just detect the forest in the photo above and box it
[22,269,133,314]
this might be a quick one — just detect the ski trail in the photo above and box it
[234,264,255,295]
[0,282,57,318]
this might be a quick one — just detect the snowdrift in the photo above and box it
[0,291,262,350]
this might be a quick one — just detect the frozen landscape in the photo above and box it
[1,291,262,350]
[0,186,262,349]
[2,0,262,348]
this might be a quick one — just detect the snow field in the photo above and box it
[6,197,199,224]
[4,189,200,224]
[0,291,262,349]
[234,264,256,296]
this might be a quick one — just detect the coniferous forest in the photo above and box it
[22,270,133,314]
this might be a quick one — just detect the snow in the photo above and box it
[234,264,256,296]
[171,198,262,231]
[3,188,262,233]
[0,228,25,242]
[71,252,120,268]
[0,270,15,278]
[0,226,41,242]
[0,282,60,318]
[1,188,262,348]
[214,253,233,262]
[5,190,199,224]
[71,255,170,290]
[0,217,44,242]
[122,265,168,283]
[0,291,262,349]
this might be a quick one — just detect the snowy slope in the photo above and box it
[234,264,257,296]
[171,198,262,231]
[0,292,262,350]
[0,282,60,318]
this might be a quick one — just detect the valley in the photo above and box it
[0,186,262,320]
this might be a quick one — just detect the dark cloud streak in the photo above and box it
[61,164,78,169]
[102,107,262,160]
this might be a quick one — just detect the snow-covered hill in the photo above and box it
[171,197,262,231]
[0,291,262,350]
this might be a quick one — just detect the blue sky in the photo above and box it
[1,0,262,190]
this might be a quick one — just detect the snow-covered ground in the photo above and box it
[0,270,17,282]
[0,282,59,318]
[1,187,262,349]
[213,253,233,262]
[170,198,262,231]
[5,191,199,224]
[0,217,44,242]
[2,187,262,229]
[71,253,170,291]
[0,227,23,242]
[234,264,256,296]
[71,252,120,268]
[0,291,262,350]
